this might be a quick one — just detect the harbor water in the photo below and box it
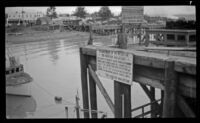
[6,35,161,118]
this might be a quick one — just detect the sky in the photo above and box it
[5,6,196,17]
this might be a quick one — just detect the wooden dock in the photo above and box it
[79,45,196,118]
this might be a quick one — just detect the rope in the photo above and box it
[33,82,107,118]
[33,82,77,106]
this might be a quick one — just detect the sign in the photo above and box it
[122,6,144,24]
[97,49,133,85]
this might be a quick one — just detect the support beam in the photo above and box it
[139,84,161,113]
[80,49,90,118]
[162,59,177,118]
[177,95,195,117]
[88,65,115,114]
[160,90,164,117]
[150,87,156,118]
[114,81,131,118]
[88,59,98,118]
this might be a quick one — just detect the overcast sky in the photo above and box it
[5,6,196,17]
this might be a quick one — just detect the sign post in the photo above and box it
[96,48,133,118]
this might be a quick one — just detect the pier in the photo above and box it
[79,26,196,118]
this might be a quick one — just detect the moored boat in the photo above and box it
[6,56,33,97]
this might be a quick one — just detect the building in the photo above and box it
[36,16,51,25]
[6,11,45,25]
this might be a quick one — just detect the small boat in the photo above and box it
[6,56,33,97]
[55,96,62,101]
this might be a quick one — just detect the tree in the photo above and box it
[46,6,57,19]
[98,6,113,21]
[73,6,87,18]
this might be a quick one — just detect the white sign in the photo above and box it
[122,6,144,24]
[97,49,133,85]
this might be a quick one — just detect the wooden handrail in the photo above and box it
[139,47,196,51]
[131,99,161,112]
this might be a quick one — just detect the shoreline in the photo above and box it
[6,30,113,45]
[6,31,91,44]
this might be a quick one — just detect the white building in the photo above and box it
[7,11,45,24]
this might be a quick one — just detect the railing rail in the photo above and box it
[131,99,161,118]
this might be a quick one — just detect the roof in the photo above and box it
[37,16,51,22]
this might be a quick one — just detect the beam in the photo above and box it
[150,87,156,118]
[162,59,177,118]
[88,65,115,114]
[139,84,161,110]
[80,46,196,75]
[80,49,90,118]
[88,60,98,118]
[114,81,131,118]
[177,95,195,117]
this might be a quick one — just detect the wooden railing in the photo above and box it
[131,99,161,118]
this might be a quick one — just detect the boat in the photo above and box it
[6,48,33,97]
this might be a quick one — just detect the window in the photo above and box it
[177,35,185,41]
[167,34,175,40]
[189,35,196,42]
[11,69,14,73]
[6,70,9,75]
[16,67,19,72]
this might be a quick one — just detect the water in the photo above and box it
[6,35,161,118]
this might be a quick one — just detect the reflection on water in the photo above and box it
[47,40,61,65]
[6,95,37,118]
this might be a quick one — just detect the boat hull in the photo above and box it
[6,82,32,97]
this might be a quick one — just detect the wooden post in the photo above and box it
[162,59,177,118]
[88,58,98,118]
[114,81,131,118]
[116,25,127,49]
[186,33,190,47]
[80,48,90,118]
[150,87,156,118]
[87,25,93,45]
[114,24,131,118]
[65,107,68,118]
[160,90,164,117]
[75,94,80,118]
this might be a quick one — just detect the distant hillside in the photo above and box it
[174,14,196,21]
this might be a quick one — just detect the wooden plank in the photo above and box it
[139,84,161,110]
[150,87,156,118]
[162,59,177,118]
[178,73,196,98]
[142,47,196,51]
[131,99,161,112]
[114,81,131,118]
[80,46,196,74]
[179,85,196,98]
[75,96,80,118]
[146,29,196,33]
[134,65,165,81]
[80,49,90,118]
[134,111,151,118]
[177,95,195,117]
[175,59,196,75]
[88,59,98,118]
[160,90,164,117]
[88,65,115,114]
[134,74,164,90]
